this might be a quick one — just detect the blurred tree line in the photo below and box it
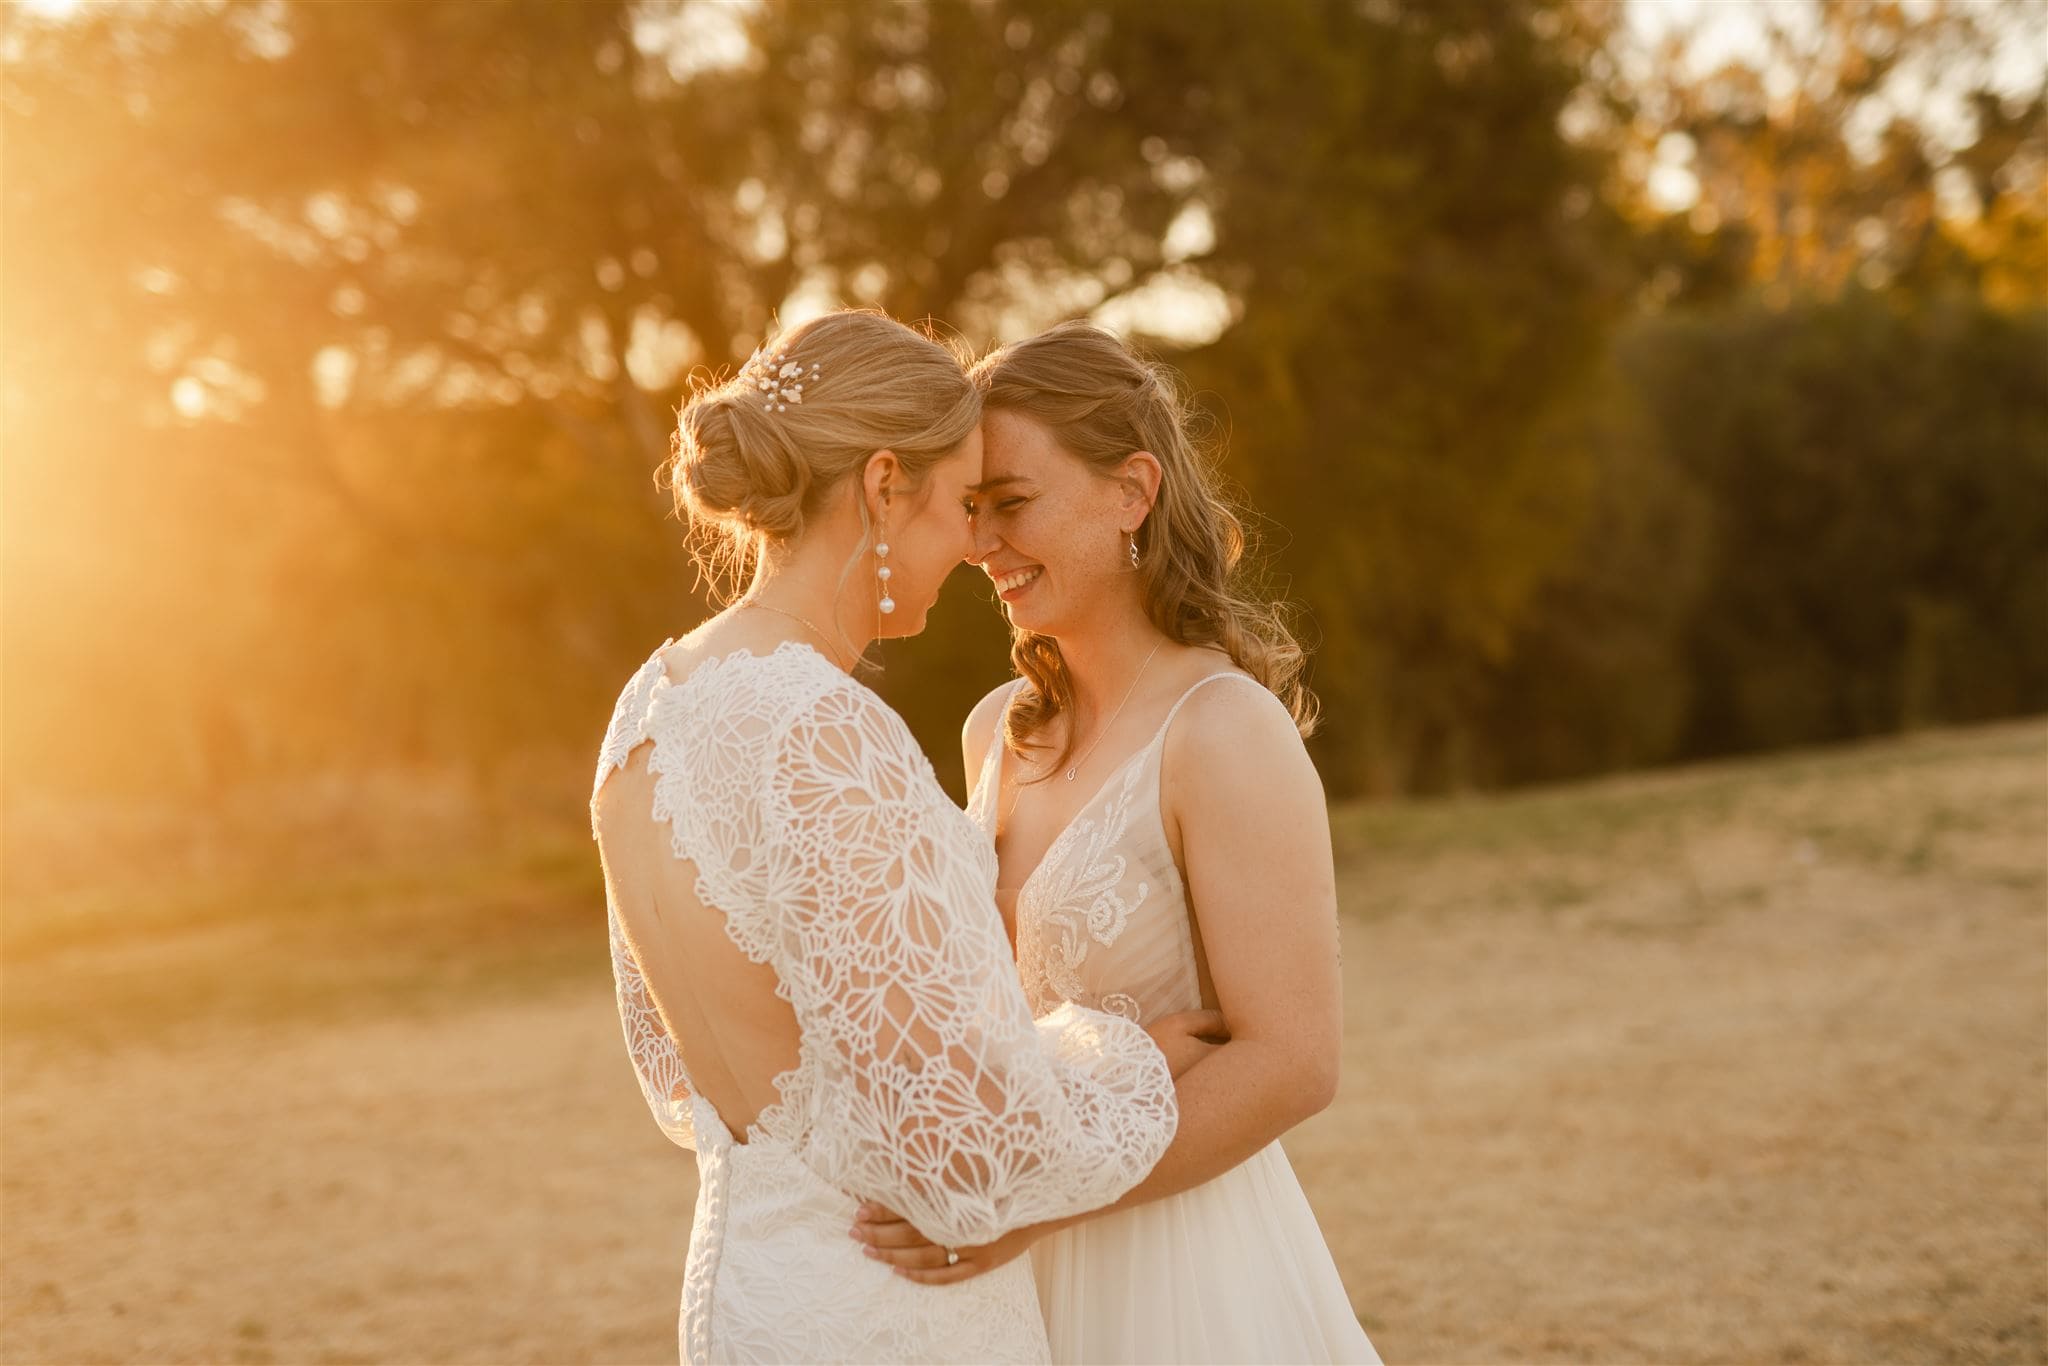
[2,0,2042,818]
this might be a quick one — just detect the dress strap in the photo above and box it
[1147,671,1271,751]
[982,671,1268,796]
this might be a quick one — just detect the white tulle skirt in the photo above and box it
[1029,1140,1381,1365]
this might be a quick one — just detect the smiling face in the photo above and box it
[969,409,1138,636]
[873,424,985,638]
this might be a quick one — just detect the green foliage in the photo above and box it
[1624,289,2048,755]
[1,0,2041,817]
[1149,0,1635,792]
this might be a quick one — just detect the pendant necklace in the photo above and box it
[1062,640,1163,781]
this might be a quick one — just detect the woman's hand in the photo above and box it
[1146,1007,1229,1078]
[850,1011,1227,1283]
[850,1202,1063,1285]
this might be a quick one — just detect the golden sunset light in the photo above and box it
[3,2,2042,1361]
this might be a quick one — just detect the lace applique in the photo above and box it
[1016,753,1152,1014]
[979,672,1273,1030]
[1101,992,1143,1023]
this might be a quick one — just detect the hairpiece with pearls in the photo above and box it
[739,343,821,413]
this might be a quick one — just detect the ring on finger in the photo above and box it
[945,1247,960,1266]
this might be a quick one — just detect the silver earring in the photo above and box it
[1127,531,1140,570]
[876,511,895,615]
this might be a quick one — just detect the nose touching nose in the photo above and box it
[963,514,996,565]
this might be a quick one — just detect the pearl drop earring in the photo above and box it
[876,502,895,615]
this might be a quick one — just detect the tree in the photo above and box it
[1603,0,2048,306]
[1110,0,1635,792]
[4,0,1634,804]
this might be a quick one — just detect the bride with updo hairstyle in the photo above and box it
[590,308,1215,1364]
[663,309,980,636]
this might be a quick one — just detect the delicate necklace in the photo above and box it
[1059,640,1163,782]
[740,598,851,671]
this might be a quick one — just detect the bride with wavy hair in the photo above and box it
[590,310,1219,1364]
[852,319,1382,1363]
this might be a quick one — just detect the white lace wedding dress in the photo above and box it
[968,673,1383,1365]
[591,640,1180,1364]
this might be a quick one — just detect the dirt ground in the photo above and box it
[4,719,2043,1364]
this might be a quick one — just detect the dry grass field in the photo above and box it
[4,718,2043,1364]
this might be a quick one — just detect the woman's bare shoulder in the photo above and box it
[962,678,1022,786]
[1161,664,1321,808]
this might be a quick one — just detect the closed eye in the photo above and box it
[966,492,1030,517]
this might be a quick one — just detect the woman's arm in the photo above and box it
[773,676,1181,1249]
[1102,679,1345,1189]
[858,679,1344,1280]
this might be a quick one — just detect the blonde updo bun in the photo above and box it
[674,393,815,540]
[662,310,979,597]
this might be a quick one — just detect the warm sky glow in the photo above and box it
[1625,0,2047,213]
[1,0,2037,823]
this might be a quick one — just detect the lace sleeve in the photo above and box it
[607,900,696,1150]
[593,651,697,1151]
[767,679,1178,1248]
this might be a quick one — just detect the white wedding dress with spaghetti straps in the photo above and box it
[591,639,1179,1364]
[968,673,1382,1365]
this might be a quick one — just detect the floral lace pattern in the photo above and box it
[970,674,1270,1028]
[1015,753,1153,1013]
[591,641,1181,1362]
[594,650,696,1148]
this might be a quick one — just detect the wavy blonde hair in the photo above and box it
[969,320,1316,775]
[660,310,979,601]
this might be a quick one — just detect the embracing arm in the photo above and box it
[774,679,1179,1249]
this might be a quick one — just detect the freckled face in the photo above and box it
[968,410,1128,636]
[877,425,983,638]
